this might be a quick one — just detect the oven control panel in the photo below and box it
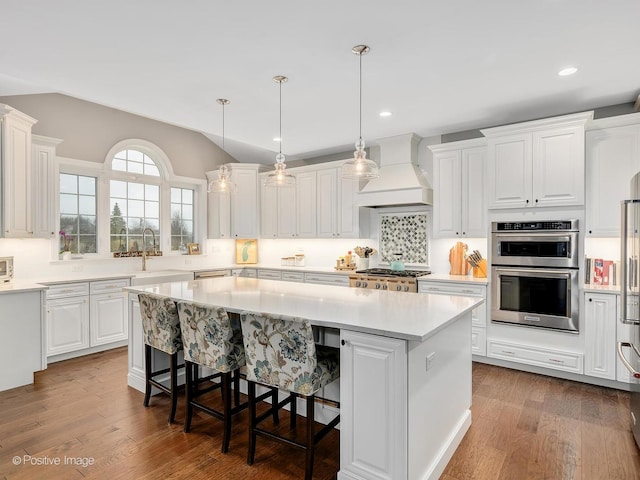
[493,220,578,232]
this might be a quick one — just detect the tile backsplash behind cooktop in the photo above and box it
[379,213,428,264]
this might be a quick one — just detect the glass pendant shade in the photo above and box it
[208,164,236,193]
[342,44,379,180]
[265,75,295,188]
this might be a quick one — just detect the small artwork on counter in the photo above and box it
[236,239,258,264]
[187,243,201,255]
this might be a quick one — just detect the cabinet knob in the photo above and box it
[341,339,351,347]
[456,232,459,235]
[588,230,592,234]
[526,199,529,204]
[588,298,592,302]
[535,199,539,204]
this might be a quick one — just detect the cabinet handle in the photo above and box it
[341,339,351,347]
[548,358,565,364]
[526,199,529,204]
[461,289,476,294]
[617,342,640,378]
[501,350,515,355]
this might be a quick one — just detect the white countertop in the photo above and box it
[0,281,48,294]
[124,276,483,342]
[419,273,488,285]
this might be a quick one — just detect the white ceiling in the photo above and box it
[1,0,639,164]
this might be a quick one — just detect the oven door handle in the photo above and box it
[492,267,573,279]
[617,342,640,379]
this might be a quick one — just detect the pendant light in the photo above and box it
[208,98,236,193]
[264,75,295,188]
[341,45,379,180]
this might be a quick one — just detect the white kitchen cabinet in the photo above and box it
[296,171,317,237]
[89,279,129,346]
[418,279,487,356]
[481,111,592,209]
[430,139,486,238]
[1,104,38,238]
[281,271,304,282]
[206,164,266,239]
[304,272,350,287]
[317,166,360,238]
[584,292,617,380]
[257,269,282,280]
[586,116,640,236]
[32,135,62,238]
[46,284,90,356]
[46,278,130,360]
[260,174,297,238]
[340,329,407,480]
[487,338,583,374]
[231,268,257,278]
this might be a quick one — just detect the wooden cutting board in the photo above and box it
[449,241,471,275]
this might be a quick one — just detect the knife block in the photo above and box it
[472,259,487,278]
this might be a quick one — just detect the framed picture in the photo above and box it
[187,243,201,255]
[236,239,258,264]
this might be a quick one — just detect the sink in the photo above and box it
[130,269,194,286]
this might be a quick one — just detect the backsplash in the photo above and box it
[379,213,428,264]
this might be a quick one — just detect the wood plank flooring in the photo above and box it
[1,348,639,479]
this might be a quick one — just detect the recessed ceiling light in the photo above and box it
[273,137,282,142]
[558,66,578,76]
[379,111,392,117]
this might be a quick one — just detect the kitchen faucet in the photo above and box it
[141,227,157,271]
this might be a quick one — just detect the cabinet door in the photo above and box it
[90,292,128,346]
[432,150,462,238]
[337,174,359,237]
[260,180,278,238]
[586,125,640,236]
[487,133,531,209]
[584,293,617,380]
[231,167,260,238]
[2,112,36,237]
[46,296,90,356]
[296,171,317,238]
[316,168,337,237]
[461,146,487,237]
[277,186,297,237]
[32,139,58,238]
[207,188,231,239]
[340,330,407,480]
[533,125,585,207]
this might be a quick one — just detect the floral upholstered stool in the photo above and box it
[176,301,249,453]
[240,311,340,480]
[137,292,184,424]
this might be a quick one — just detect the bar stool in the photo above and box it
[240,311,340,480]
[137,292,184,424]
[176,301,249,453]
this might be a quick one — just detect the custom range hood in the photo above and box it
[357,133,433,207]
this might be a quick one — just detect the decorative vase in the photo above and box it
[355,256,369,270]
[62,251,72,261]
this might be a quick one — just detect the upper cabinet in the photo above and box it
[585,115,640,236]
[316,166,360,238]
[32,135,63,238]
[481,111,593,209]
[206,164,266,239]
[1,104,39,238]
[429,138,487,238]
[260,174,297,238]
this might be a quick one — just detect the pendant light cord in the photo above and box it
[359,51,363,143]
[279,79,283,155]
[222,101,225,152]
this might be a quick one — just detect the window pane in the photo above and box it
[128,200,144,217]
[145,164,160,177]
[78,176,96,195]
[171,203,181,217]
[144,219,160,232]
[128,183,144,200]
[128,236,142,252]
[145,201,159,219]
[60,174,77,194]
[79,215,96,234]
[60,194,78,214]
[112,158,127,172]
[182,204,193,220]
[182,220,193,236]
[111,235,127,252]
[78,236,96,254]
[111,199,126,216]
[182,189,193,204]
[127,218,143,233]
[114,150,127,160]
[79,195,96,215]
[128,150,144,162]
[170,188,181,203]
[60,215,78,234]
[128,161,144,174]
[145,184,159,200]
[110,180,127,198]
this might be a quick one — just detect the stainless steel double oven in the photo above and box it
[491,220,579,333]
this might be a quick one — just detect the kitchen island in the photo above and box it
[124,276,483,480]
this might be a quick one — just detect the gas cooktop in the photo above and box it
[354,268,431,278]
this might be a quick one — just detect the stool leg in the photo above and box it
[184,362,194,433]
[271,387,280,426]
[143,344,152,407]
[304,396,316,480]
[168,352,179,424]
[247,381,257,465]
[221,372,232,453]
[233,370,240,407]
[290,392,297,430]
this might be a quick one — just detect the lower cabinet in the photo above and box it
[45,278,130,360]
[487,338,583,374]
[584,292,617,380]
[304,272,350,287]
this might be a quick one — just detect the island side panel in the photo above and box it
[407,311,472,480]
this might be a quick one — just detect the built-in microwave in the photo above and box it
[0,256,14,283]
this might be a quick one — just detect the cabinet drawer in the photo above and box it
[232,268,257,278]
[46,282,90,299]
[304,273,349,286]
[257,269,282,280]
[90,278,131,294]
[282,271,304,282]
[418,281,485,297]
[487,339,583,374]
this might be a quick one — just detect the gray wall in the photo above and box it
[0,93,232,179]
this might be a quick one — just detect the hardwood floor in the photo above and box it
[1,349,639,479]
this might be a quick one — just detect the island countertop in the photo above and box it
[124,276,483,342]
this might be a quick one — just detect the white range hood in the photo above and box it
[357,133,433,207]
